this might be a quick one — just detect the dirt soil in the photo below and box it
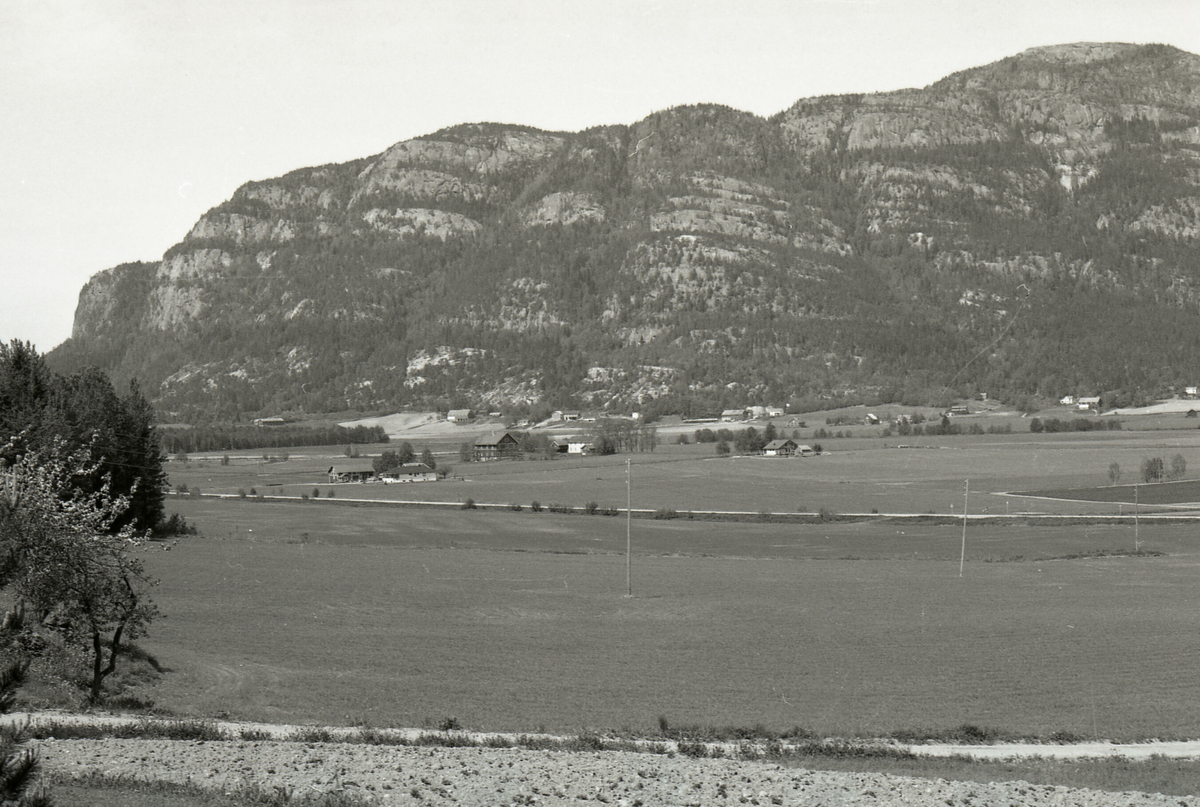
[30,732,1200,806]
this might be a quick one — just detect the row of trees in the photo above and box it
[159,423,387,455]
[1108,454,1187,485]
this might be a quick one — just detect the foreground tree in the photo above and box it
[0,439,158,703]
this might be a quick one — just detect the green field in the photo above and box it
[113,424,1200,742]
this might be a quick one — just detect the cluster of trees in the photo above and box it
[373,443,437,472]
[587,419,658,455]
[2,341,166,533]
[1140,454,1187,483]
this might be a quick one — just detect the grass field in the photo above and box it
[125,498,1200,741]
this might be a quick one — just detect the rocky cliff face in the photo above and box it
[55,43,1200,419]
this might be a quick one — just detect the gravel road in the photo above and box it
[33,737,1200,806]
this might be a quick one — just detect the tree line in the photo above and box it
[159,423,387,455]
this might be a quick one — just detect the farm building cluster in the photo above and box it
[327,463,437,484]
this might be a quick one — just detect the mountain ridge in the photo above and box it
[52,42,1200,420]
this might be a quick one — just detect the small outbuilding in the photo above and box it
[447,409,473,422]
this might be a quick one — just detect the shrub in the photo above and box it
[189,487,201,498]
[312,487,321,499]
[818,506,837,522]
[509,502,523,511]
[175,483,188,497]
[300,493,309,501]
[654,508,677,520]
[530,500,542,512]
[676,434,690,444]
[153,513,196,537]
[462,498,476,510]
[237,488,247,499]
[584,501,599,514]
[326,489,335,498]
[249,487,257,497]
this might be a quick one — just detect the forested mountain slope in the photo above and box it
[52,43,1200,420]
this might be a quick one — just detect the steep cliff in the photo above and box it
[54,43,1200,419]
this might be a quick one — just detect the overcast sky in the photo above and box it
[3,0,1199,353]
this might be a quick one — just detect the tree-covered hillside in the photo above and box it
[52,43,1200,421]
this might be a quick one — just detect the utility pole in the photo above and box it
[959,479,969,577]
[626,459,632,597]
[1134,482,1141,552]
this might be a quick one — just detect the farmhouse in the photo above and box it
[762,438,799,457]
[447,409,472,422]
[1077,396,1101,411]
[253,416,287,427]
[473,431,522,461]
[796,444,816,457]
[379,463,437,483]
[328,466,376,483]
[720,409,746,422]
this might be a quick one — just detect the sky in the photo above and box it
[3,0,1199,353]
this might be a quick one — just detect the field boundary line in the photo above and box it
[183,493,1200,525]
